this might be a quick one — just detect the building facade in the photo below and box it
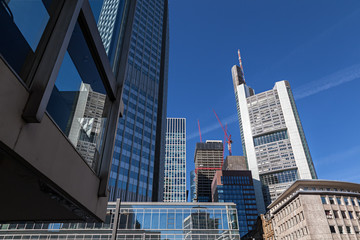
[98,0,169,202]
[194,141,223,202]
[232,63,317,211]
[190,170,197,202]
[212,170,258,237]
[0,0,130,221]
[0,202,241,240]
[268,180,360,240]
[163,118,186,202]
[222,156,247,171]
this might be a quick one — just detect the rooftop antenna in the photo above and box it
[238,49,246,83]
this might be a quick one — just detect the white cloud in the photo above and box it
[293,63,360,100]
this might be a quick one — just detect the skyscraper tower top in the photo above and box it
[232,52,317,212]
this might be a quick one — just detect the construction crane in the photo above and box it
[213,109,233,156]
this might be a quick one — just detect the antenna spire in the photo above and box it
[237,49,246,83]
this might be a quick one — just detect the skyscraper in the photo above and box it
[212,170,258,237]
[98,0,169,202]
[163,118,186,202]
[194,140,223,202]
[232,62,317,212]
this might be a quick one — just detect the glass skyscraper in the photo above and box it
[232,63,317,212]
[212,170,258,237]
[163,118,186,202]
[98,0,169,202]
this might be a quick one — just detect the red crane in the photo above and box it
[213,109,233,156]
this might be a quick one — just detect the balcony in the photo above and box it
[0,0,133,222]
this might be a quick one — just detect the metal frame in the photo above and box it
[16,0,134,197]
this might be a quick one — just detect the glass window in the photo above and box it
[344,198,350,205]
[349,211,354,219]
[338,226,343,234]
[334,211,339,218]
[337,197,342,205]
[0,0,51,78]
[329,197,335,204]
[46,20,110,173]
[321,196,327,204]
[341,211,347,219]
[346,226,351,234]
[329,226,336,233]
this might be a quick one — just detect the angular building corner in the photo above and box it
[0,0,135,221]
[231,62,317,212]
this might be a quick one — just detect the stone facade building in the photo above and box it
[268,180,360,240]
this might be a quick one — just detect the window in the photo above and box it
[349,211,354,219]
[344,198,350,205]
[338,226,343,234]
[325,210,332,219]
[336,197,342,205]
[333,210,339,218]
[329,197,335,204]
[346,226,351,234]
[341,211,347,219]
[330,226,336,233]
[321,196,327,204]
[354,226,360,234]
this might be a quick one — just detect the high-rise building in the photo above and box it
[98,0,170,202]
[163,118,186,202]
[232,63,317,212]
[212,170,258,237]
[194,140,223,202]
[190,170,197,202]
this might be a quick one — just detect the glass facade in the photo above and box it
[190,170,197,202]
[212,171,258,237]
[164,118,186,202]
[0,202,240,240]
[98,0,169,201]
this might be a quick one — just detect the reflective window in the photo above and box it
[0,0,51,79]
[46,20,110,173]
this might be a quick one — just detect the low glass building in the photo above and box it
[0,202,240,240]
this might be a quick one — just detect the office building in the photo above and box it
[98,0,169,202]
[194,141,223,202]
[0,202,241,240]
[163,118,186,202]
[0,0,131,221]
[232,62,317,211]
[190,170,197,202]
[268,180,360,239]
[212,170,258,237]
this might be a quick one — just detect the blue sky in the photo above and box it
[165,0,360,197]
[13,0,360,200]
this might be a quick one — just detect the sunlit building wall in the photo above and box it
[163,118,186,202]
[232,64,317,212]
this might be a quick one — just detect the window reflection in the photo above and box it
[46,20,110,173]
